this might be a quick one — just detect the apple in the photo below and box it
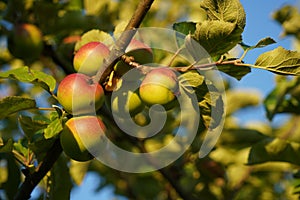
[110,79,144,117]
[111,89,144,118]
[114,39,153,77]
[57,73,105,115]
[60,116,106,161]
[139,67,179,109]
[7,23,43,62]
[73,41,110,76]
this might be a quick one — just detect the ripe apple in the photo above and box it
[114,39,153,77]
[139,67,179,109]
[57,73,105,115]
[73,41,110,76]
[7,23,43,62]
[60,116,106,161]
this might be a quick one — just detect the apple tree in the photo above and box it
[0,0,300,199]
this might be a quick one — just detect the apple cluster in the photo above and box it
[57,38,180,161]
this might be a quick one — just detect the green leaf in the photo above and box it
[173,22,197,36]
[217,62,251,80]
[179,70,205,88]
[0,66,56,92]
[193,20,243,56]
[28,134,56,162]
[18,115,49,141]
[74,29,112,51]
[199,0,246,29]
[44,117,63,139]
[264,77,300,120]
[254,46,300,75]
[248,138,300,165]
[47,155,72,200]
[70,160,91,185]
[240,37,276,50]
[0,139,14,153]
[1,154,21,200]
[0,96,36,119]
[220,128,268,148]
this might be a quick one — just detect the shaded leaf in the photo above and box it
[173,22,196,36]
[199,0,246,29]
[193,20,243,56]
[48,155,72,200]
[0,139,14,153]
[1,154,21,200]
[220,128,268,148]
[18,115,49,141]
[226,90,261,116]
[248,138,300,165]
[217,62,251,80]
[0,96,36,119]
[264,77,299,120]
[185,34,209,62]
[240,37,276,50]
[0,66,56,92]
[254,46,300,75]
[28,134,56,162]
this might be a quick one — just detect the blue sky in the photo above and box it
[69,1,299,199]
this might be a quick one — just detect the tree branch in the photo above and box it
[14,139,63,200]
[95,0,155,83]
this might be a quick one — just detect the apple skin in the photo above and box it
[114,39,153,77]
[60,116,106,162]
[7,23,43,62]
[73,41,110,76]
[57,73,105,115]
[139,67,179,109]
[111,89,144,117]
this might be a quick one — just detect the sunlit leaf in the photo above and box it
[0,66,56,92]
[44,118,63,139]
[74,29,113,51]
[179,70,205,88]
[254,46,300,75]
[70,160,91,185]
[0,96,36,119]
[199,0,246,29]
[193,20,243,56]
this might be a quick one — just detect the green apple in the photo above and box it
[114,39,153,77]
[57,73,105,115]
[139,67,179,109]
[7,23,43,62]
[60,116,106,162]
[111,79,144,117]
[73,41,110,76]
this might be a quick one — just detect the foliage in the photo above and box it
[0,0,300,200]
